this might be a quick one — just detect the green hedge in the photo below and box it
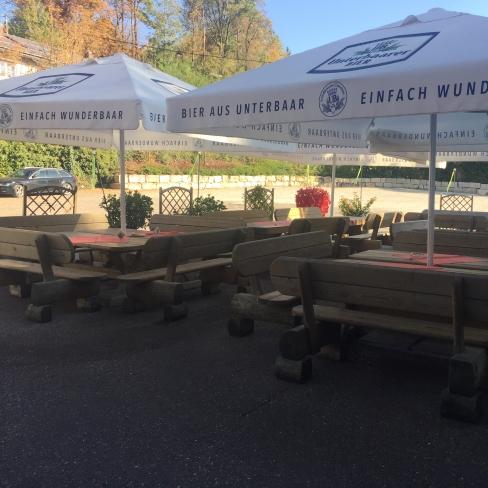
[0,141,118,187]
[1,140,487,186]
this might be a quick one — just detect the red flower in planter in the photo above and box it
[295,187,330,215]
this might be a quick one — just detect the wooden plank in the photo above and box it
[0,227,73,264]
[452,278,465,353]
[233,231,333,277]
[35,234,55,281]
[0,258,107,280]
[270,257,488,301]
[257,291,300,307]
[0,213,107,232]
[292,304,488,346]
[118,257,232,283]
[177,229,248,261]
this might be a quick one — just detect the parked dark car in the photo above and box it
[0,167,77,197]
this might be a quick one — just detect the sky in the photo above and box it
[263,1,488,54]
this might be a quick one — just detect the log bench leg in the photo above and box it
[440,389,483,423]
[440,347,487,423]
[124,281,183,313]
[275,355,312,383]
[25,304,52,323]
[228,293,297,337]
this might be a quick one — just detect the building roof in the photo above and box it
[0,32,49,65]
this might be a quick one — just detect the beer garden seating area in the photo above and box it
[1,204,488,422]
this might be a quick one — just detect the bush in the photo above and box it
[295,187,330,215]
[100,191,153,229]
[188,195,226,215]
[338,193,376,217]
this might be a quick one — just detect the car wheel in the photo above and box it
[62,182,73,190]
[13,184,24,198]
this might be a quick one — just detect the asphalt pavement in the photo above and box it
[1,284,488,487]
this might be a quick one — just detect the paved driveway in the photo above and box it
[1,284,488,487]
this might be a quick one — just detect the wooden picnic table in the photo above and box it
[350,249,488,271]
[248,220,290,237]
[64,230,184,272]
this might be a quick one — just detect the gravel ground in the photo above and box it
[1,283,488,487]
[2,185,488,217]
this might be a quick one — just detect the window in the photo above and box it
[47,169,59,178]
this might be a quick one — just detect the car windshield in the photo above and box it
[13,168,36,178]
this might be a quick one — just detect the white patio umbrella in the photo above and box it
[0,53,309,231]
[167,8,488,264]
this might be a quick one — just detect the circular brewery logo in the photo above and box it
[319,81,347,117]
[0,104,13,128]
[288,122,301,140]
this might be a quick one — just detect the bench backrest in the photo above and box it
[141,228,250,269]
[391,220,428,240]
[271,257,488,323]
[233,231,334,278]
[406,211,488,232]
[0,227,74,264]
[288,217,348,238]
[274,207,322,221]
[404,212,423,222]
[149,214,246,232]
[393,229,488,257]
[0,213,107,232]
[362,213,381,239]
[379,212,397,230]
[207,209,270,222]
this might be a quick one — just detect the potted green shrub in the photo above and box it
[338,193,376,217]
[100,191,153,229]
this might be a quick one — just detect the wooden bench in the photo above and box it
[149,214,248,233]
[341,213,382,253]
[271,257,488,420]
[0,227,107,322]
[288,217,349,239]
[403,211,488,232]
[207,209,270,223]
[393,229,488,257]
[0,213,108,232]
[274,207,323,221]
[228,231,343,336]
[117,228,251,319]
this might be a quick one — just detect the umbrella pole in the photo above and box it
[119,129,127,233]
[330,154,336,217]
[427,114,437,266]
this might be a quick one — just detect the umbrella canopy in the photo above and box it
[167,8,488,264]
[167,8,488,133]
[0,53,315,230]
